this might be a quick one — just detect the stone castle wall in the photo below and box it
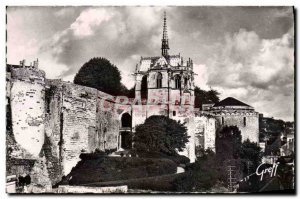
[194,115,216,152]
[58,82,98,175]
[45,81,120,175]
[10,67,46,158]
[7,65,122,184]
[215,112,259,143]
[95,91,120,152]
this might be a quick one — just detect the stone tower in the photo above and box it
[209,97,259,143]
[134,12,195,119]
[9,59,46,157]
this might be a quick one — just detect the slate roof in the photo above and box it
[213,97,251,107]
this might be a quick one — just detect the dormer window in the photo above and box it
[157,72,162,88]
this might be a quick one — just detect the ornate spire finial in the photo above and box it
[161,11,169,57]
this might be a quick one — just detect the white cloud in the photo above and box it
[70,8,113,38]
[206,28,294,121]
[193,64,209,90]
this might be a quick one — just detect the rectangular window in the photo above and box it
[243,117,246,126]
[173,111,176,116]
[222,117,224,125]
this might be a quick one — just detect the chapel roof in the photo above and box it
[213,97,251,107]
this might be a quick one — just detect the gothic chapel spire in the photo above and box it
[161,11,170,57]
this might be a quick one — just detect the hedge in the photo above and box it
[65,156,177,185]
[135,151,190,165]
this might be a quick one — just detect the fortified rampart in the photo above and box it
[7,63,121,185]
[10,65,46,158]
[45,80,120,175]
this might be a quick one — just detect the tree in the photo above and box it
[216,126,242,161]
[173,149,222,192]
[194,86,220,109]
[133,115,189,155]
[240,139,263,171]
[121,85,135,98]
[74,57,123,96]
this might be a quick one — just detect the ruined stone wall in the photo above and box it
[204,117,216,151]
[132,105,147,130]
[215,112,259,143]
[95,91,120,152]
[58,82,98,175]
[6,158,35,177]
[42,80,65,184]
[194,116,216,152]
[45,80,63,153]
[177,117,196,163]
[44,82,121,176]
[171,104,196,163]
[10,67,45,158]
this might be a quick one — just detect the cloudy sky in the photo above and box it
[7,6,294,121]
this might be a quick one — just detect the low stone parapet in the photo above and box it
[57,185,128,193]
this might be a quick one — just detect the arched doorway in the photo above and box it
[120,113,132,149]
[121,113,132,128]
[121,131,132,149]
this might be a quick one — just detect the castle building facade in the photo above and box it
[130,12,196,160]
[208,97,259,143]
[6,12,259,188]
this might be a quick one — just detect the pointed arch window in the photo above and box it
[157,72,163,88]
[184,77,188,87]
[141,75,148,99]
[175,75,181,89]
